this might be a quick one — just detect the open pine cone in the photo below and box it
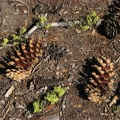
[97,0,120,39]
[85,56,115,104]
[0,39,43,81]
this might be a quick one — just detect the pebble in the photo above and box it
[43,113,59,120]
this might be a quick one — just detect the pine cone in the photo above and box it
[0,39,43,81]
[97,0,120,39]
[103,18,119,39]
[85,56,115,104]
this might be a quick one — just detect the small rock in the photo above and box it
[43,113,59,120]
[24,9,28,14]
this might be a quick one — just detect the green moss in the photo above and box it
[12,34,20,41]
[39,15,47,24]
[79,10,99,31]
[2,38,9,46]
[36,15,51,28]
[36,15,47,27]
[31,86,66,114]
[44,23,51,29]
[45,86,66,104]
[33,100,44,113]
[45,92,59,104]
[112,104,120,112]
[2,26,27,46]
[53,86,66,97]
[20,26,27,35]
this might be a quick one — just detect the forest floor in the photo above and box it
[0,0,120,120]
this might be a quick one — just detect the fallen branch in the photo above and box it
[4,85,15,98]
[24,20,81,38]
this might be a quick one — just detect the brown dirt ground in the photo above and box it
[0,0,120,120]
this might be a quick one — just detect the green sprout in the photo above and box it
[112,104,120,113]
[33,100,44,113]
[36,15,47,27]
[53,86,66,97]
[39,15,47,24]
[12,34,20,41]
[45,92,59,104]
[31,86,66,113]
[2,38,9,46]
[79,10,99,31]
[44,23,51,29]
[2,26,27,46]
[45,86,66,104]
[20,26,27,35]
[36,15,51,28]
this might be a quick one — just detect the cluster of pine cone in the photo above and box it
[97,0,120,39]
[85,57,115,104]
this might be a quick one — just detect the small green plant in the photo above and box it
[33,100,44,113]
[2,26,27,46]
[79,10,99,31]
[31,86,66,113]
[112,105,120,112]
[112,101,120,113]
[45,92,59,104]
[53,86,66,97]
[36,15,51,28]
[45,86,66,104]
[19,26,27,35]
[2,38,9,46]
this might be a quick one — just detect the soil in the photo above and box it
[0,0,120,120]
